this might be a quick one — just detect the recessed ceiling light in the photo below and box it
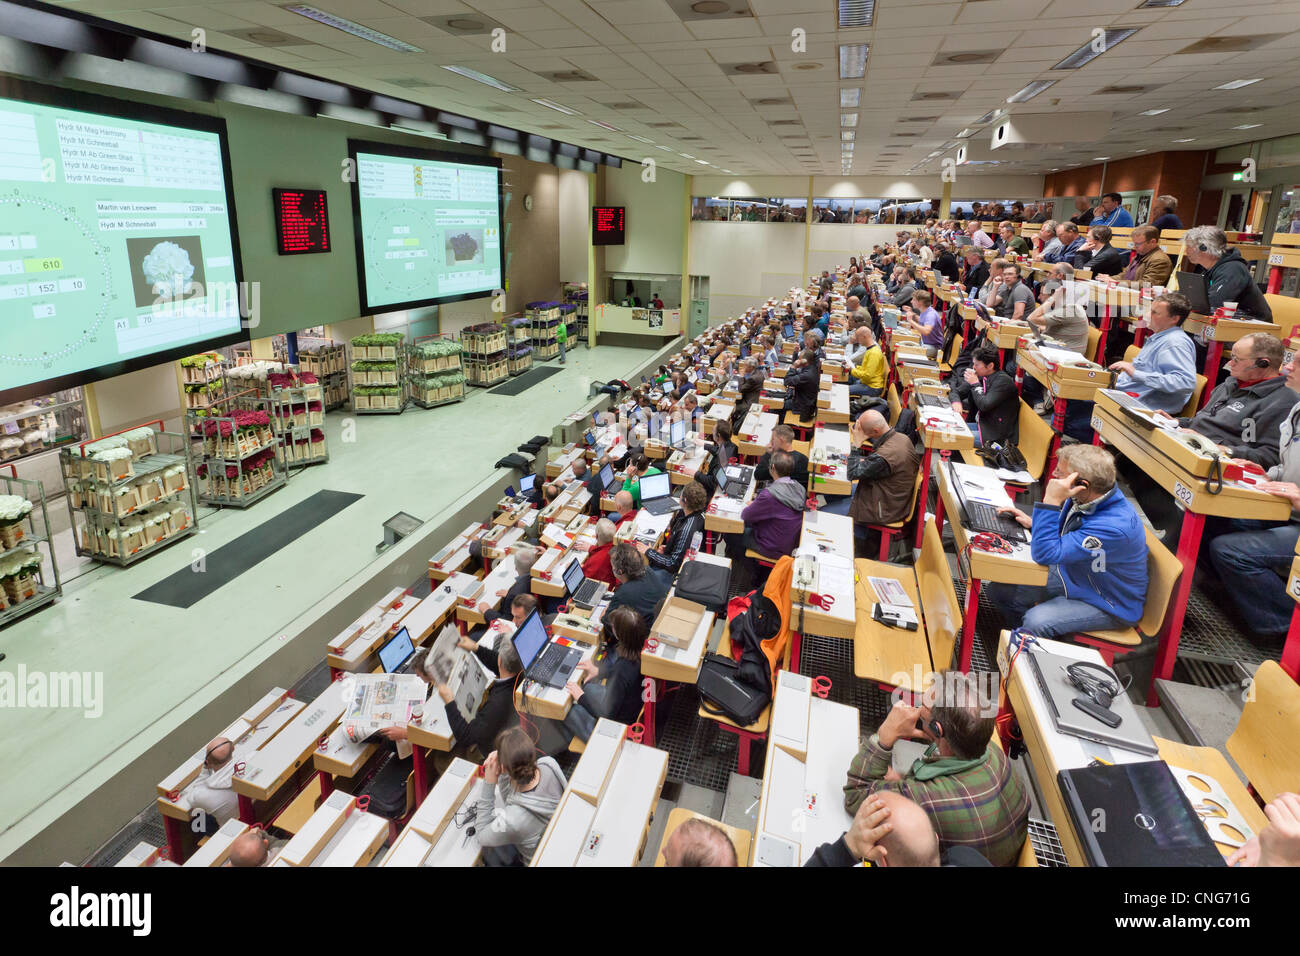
[974,108,1005,125]
[589,120,623,132]
[839,44,870,80]
[840,89,861,108]
[1093,156,1110,160]
[1139,0,1186,6]
[442,65,519,93]
[1139,108,1170,116]
[1172,138,1196,143]
[284,4,423,52]
[531,98,579,115]
[1232,123,1262,130]
[695,159,710,165]
[1007,80,1057,103]
[841,131,856,142]
[1214,78,1262,90]
[841,113,858,128]
[838,0,875,28]
[680,153,695,158]
[1052,28,1139,70]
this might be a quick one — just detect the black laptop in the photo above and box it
[598,461,621,494]
[637,471,679,517]
[1058,761,1225,867]
[1176,271,1212,316]
[511,608,581,690]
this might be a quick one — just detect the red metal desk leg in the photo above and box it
[1199,341,1223,409]
[914,447,934,549]
[1096,304,1112,364]
[1267,265,1284,295]
[963,318,971,347]
[163,814,187,864]
[412,744,428,803]
[642,679,660,748]
[1281,607,1300,682]
[1044,397,1066,478]
[237,794,256,825]
[1148,510,1206,706]
[959,577,981,672]
[317,769,333,800]
[933,494,946,538]
[791,631,802,674]
[1134,327,1148,348]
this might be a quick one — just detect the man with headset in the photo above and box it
[988,444,1148,638]
[843,671,1029,867]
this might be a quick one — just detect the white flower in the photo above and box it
[0,495,33,522]
[142,241,195,299]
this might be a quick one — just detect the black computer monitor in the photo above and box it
[519,473,536,495]
[510,609,549,669]
[378,627,414,673]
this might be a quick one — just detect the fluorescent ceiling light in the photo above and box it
[1006,80,1057,103]
[442,65,519,93]
[1139,0,1186,6]
[626,134,654,143]
[1051,28,1139,70]
[1214,78,1262,90]
[974,108,1005,125]
[1172,138,1196,143]
[653,144,673,151]
[1093,156,1110,160]
[284,4,423,52]
[841,131,856,142]
[589,120,623,132]
[1139,108,1170,116]
[695,159,709,165]
[838,0,875,28]
[839,44,869,80]
[531,98,579,115]
[841,88,861,108]
[680,153,695,158]
[1232,123,1262,130]
[841,113,858,127]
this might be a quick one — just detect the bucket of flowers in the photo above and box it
[0,495,32,549]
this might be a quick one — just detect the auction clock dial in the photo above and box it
[362,205,441,300]
[0,190,112,370]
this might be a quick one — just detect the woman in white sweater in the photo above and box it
[476,727,567,866]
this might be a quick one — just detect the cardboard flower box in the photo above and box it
[354,394,372,410]
[0,524,25,549]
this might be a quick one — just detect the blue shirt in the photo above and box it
[1042,236,1083,264]
[916,307,943,348]
[1151,213,1182,231]
[1093,206,1133,228]
[1113,326,1197,414]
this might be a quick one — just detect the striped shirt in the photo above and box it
[843,734,1030,867]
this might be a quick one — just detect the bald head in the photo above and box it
[872,792,941,867]
[205,737,234,770]
[613,490,634,514]
[663,818,738,867]
[227,829,270,868]
[571,459,588,478]
[846,295,861,311]
[856,409,888,439]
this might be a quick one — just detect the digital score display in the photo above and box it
[592,206,625,246]
[273,187,330,255]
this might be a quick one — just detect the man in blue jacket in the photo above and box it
[987,445,1148,638]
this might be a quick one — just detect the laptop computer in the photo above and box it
[1027,648,1159,756]
[948,463,1026,542]
[516,473,537,501]
[583,429,596,447]
[668,418,691,452]
[562,557,608,611]
[1176,270,1212,316]
[638,470,679,516]
[511,608,581,690]
[378,626,415,674]
[1058,761,1225,867]
[598,461,621,494]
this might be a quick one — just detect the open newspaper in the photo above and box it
[340,673,427,745]
[427,623,493,725]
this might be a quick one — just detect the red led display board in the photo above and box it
[272,188,331,255]
[592,205,625,246]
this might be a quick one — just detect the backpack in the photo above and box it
[697,591,782,725]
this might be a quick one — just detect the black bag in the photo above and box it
[976,441,1028,473]
[359,752,411,819]
[673,558,729,613]
[697,654,770,727]
[494,453,532,470]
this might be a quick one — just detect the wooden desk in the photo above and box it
[791,510,857,649]
[935,461,1047,671]
[428,523,488,582]
[734,409,778,459]
[809,424,852,496]
[1016,340,1114,475]
[1152,736,1270,859]
[183,819,248,867]
[666,441,711,485]
[326,592,423,675]
[753,672,858,866]
[274,790,388,867]
[914,400,976,547]
[654,808,753,867]
[512,639,597,721]
[456,556,520,627]
[703,468,755,537]
[115,841,177,867]
[381,757,482,867]
[531,721,669,867]
[817,382,850,425]
[1091,400,1289,701]
[1181,313,1281,404]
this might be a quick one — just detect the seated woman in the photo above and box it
[641,480,708,574]
[475,727,567,866]
[562,606,646,742]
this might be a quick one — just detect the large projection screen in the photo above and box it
[348,140,503,314]
[0,82,244,403]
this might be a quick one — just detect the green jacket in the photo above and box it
[622,466,663,508]
[556,321,568,344]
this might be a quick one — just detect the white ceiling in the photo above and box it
[38,0,1300,178]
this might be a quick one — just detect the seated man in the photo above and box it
[606,541,673,628]
[1207,352,1300,639]
[226,828,274,868]
[1106,292,1198,413]
[951,346,1018,448]
[998,221,1029,256]
[843,674,1029,867]
[1037,222,1084,265]
[985,262,1034,323]
[848,326,887,398]
[581,517,619,587]
[901,289,943,351]
[621,454,664,509]
[1026,262,1090,355]
[421,617,525,758]
[805,791,990,867]
[738,450,806,559]
[1071,224,1124,276]
[1122,225,1173,287]
[481,546,542,621]
[782,349,821,421]
[990,445,1148,637]
[180,736,240,833]
[662,818,739,867]
[820,410,920,557]
[753,423,810,489]
[607,489,636,525]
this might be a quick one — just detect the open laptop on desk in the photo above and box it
[1176,271,1213,316]
[514,473,537,503]
[562,557,608,611]
[638,470,679,517]
[1058,761,1224,867]
[378,626,416,674]
[947,463,1026,542]
[598,461,621,495]
[511,608,581,690]
[668,418,692,452]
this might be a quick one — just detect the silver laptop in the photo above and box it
[1027,648,1158,756]
[638,471,679,516]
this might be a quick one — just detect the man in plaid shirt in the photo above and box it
[843,671,1029,867]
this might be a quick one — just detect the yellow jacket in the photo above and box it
[851,346,887,390]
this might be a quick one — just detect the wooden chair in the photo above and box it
[1071,527,1183,665]
[886,382,902,428]
[790,438,811,458]
[863,464,925,562]
[939,335,962,375]
[1226,660,1300,805]
[1121,345,1205,417]
[1084,325,1102,363]
[698,623,792,776]
[783,410,816,442]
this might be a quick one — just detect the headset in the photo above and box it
[1254,357,1271,369]
[1065,660,1124,708]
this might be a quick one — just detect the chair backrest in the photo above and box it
[1226,660,1300,804]
[1016,399,1053,482]
[1179,374,1207,419]
[1136,526,1184,636]
[790,438,811,458]
[903,462,925,523]
[886,383,902,427]
[1123,344,1139,364]
[1084,325,1102,363]
[946,335,963,366]
[915,517,962,671]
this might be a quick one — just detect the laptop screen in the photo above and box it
[599,462,613,487]
[510,609,549,669]
[378,627,414,673]
[670,419,685,446]
[1175,271,1212,315]
[584,430,596,446]
[562,557,584,596]
[639,470,671,502]
[518,473,536,495]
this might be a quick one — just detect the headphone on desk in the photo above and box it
[1065,660,1123,708]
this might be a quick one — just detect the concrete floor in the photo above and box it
[0,343,667,862]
